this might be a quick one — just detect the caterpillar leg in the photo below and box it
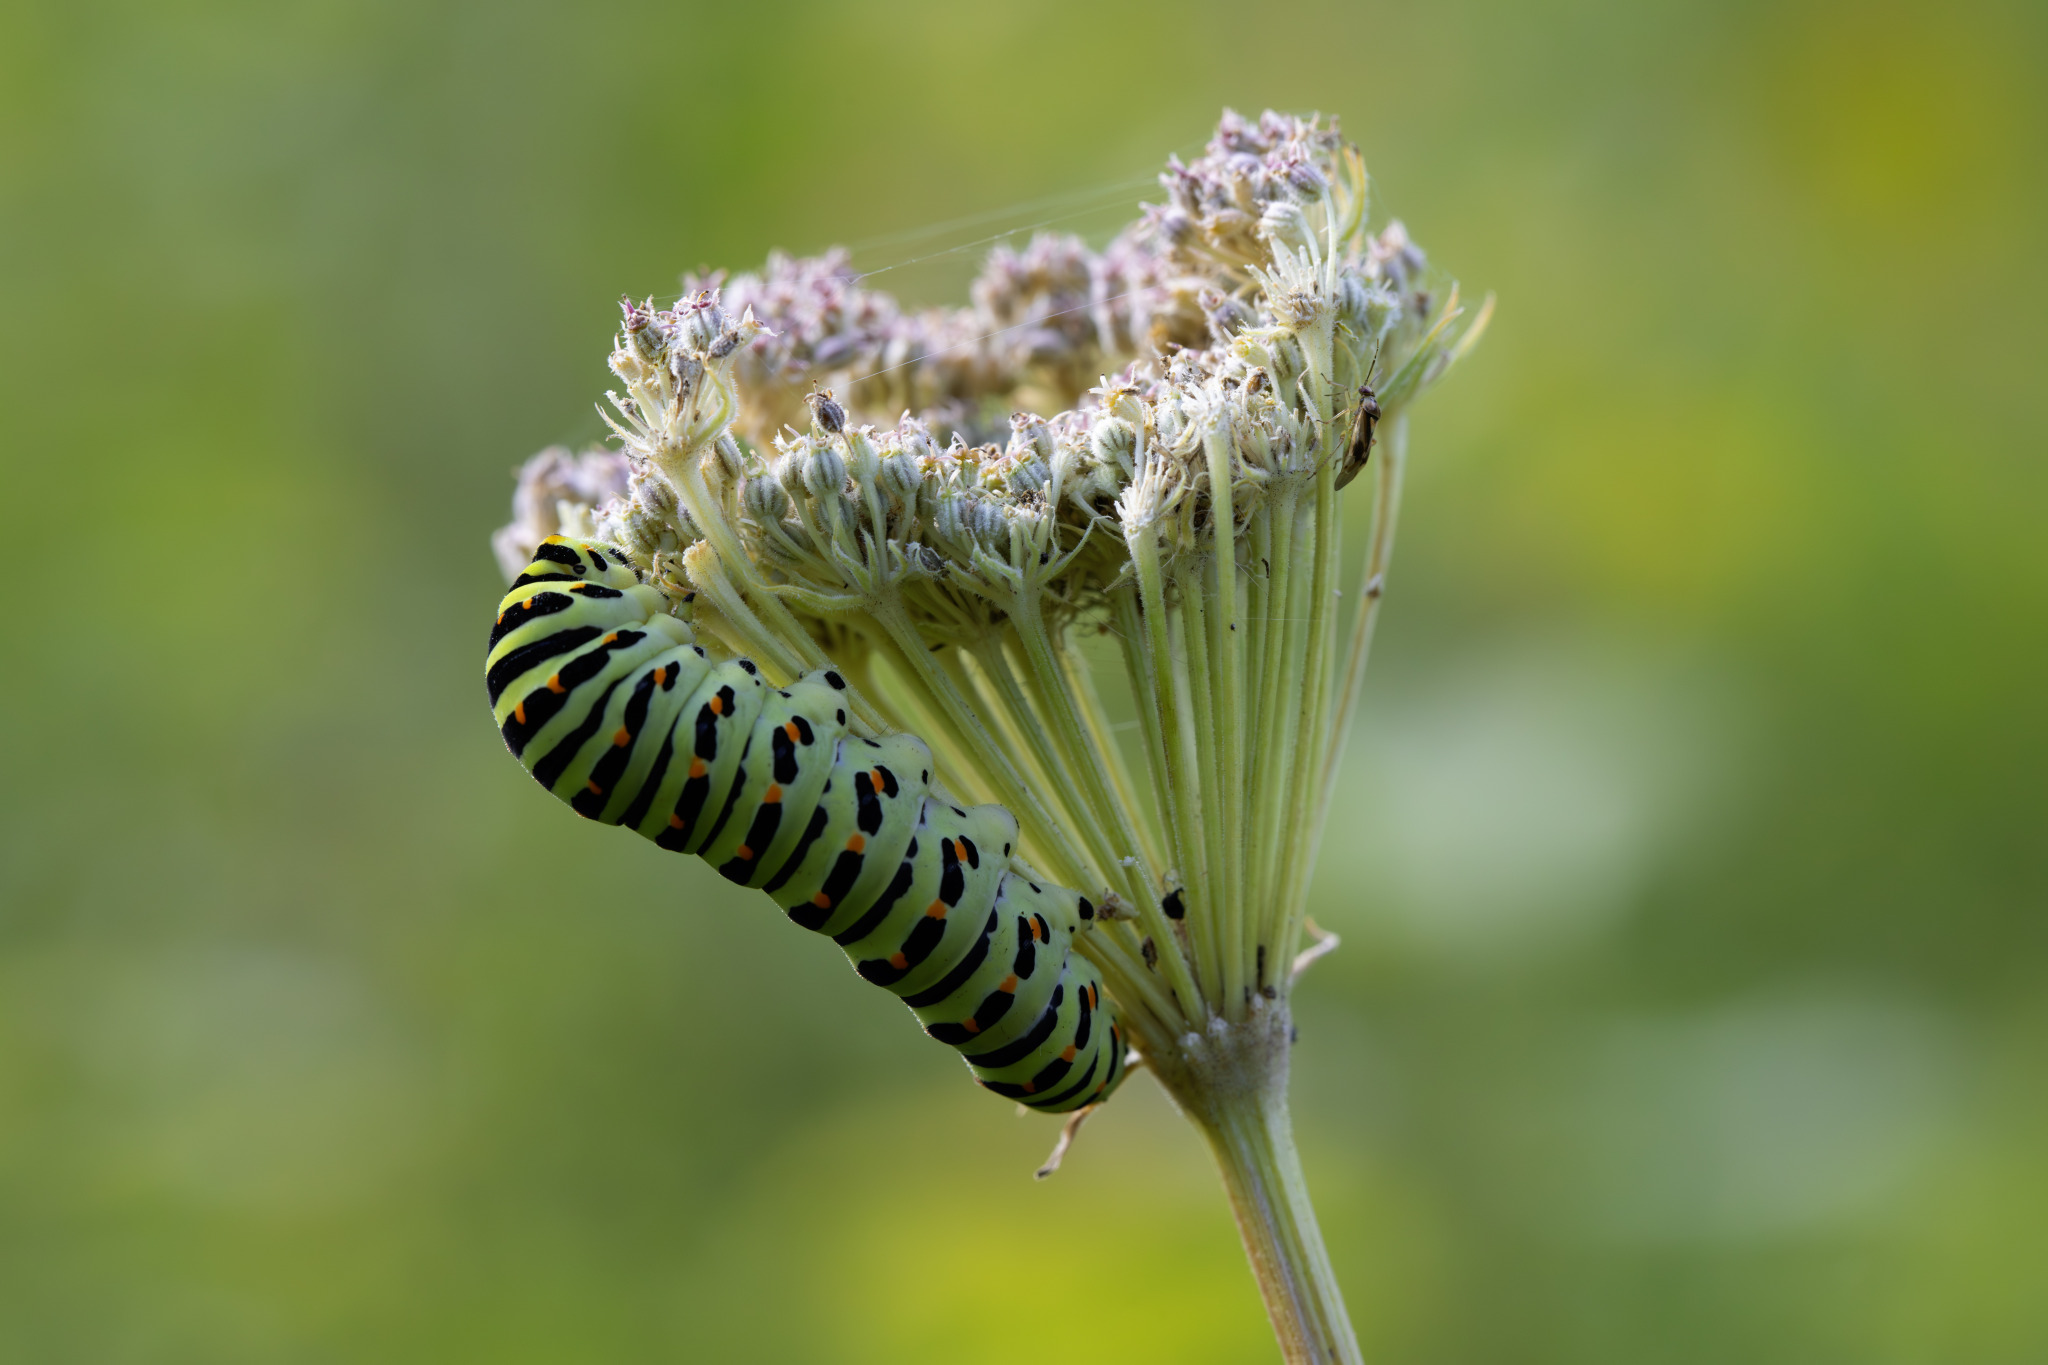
[1033,1103,1099,1180]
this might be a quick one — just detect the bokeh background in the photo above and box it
[4,0,2044,1360]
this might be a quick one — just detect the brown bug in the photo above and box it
[1334,382,1382,490]
[1334,345,1385,490]
[805,386,846,434]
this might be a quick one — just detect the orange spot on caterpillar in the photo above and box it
[763,784,782,804]
[1060,1046,1077,1062]
[688,759,706,778]
[870,768,884,789]
[612,727,631,746]
[846,833,864,853]
[668,814,686,829]
[888,952,908,969]
[652,667,667,685]
[952,839,967,862]
[708,695,724,715]
[512,702,526,724]
[783,720,800,742]
[585,780,602,795]
[962,1018,980,1034]
[998,975,1017,993]
[1021,1082,1037,1094]
[734,844,753,860]
[811,892,832,909]
[604,632,617,644]
[546,675,565,694]
[925,901,946,919]
[1029,919,1043,941]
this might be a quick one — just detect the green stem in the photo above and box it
[1202,425,1250,1021]
[1288,418,1405,969]
[1177,561,1228,1004]
[1246,481,1306,979]
[1007,603,1198,1012]
[1006,610,1147,897]
[868,601,1082,885]
[1061,632,1166,873]
[1273,453,1343,965]
[1131,531,1213,1007]
[1111,585,1176,874]
[1152,1002,1361,1365]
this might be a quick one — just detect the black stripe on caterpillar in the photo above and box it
[486,536,1127,1113]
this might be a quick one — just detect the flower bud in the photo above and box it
[714,433,746,481]
[1335,273,1400,345]
[1259,200,1312,251]
[841,426,879,484]
[594,459,702,561]
[1006,457,1050,496]
[896,418,938,463]
[1152,205,1195,246]
[967,498,1007,546]
[915,467,946,526]
[742,474,789,524]
[1268,422,1302,472]
[1007,412,1055,465]
[1153,397,1187,447]
[1201,288,1255,344]
[622,298,668,362]
[1006,499,1049,543]
[1271,285,1320,329]
[775,449,811,500]
[879,452,922,502]
[669,349,704,397]
[803,441,846,501]
[1285,159,1329,202]
[946,435,984,489]
[934,492,969,546]
[1050,438,1088,497]
[1091,417,1137,475]
[1106,387,1146,428]
[823,490,862,542]
[679,293,727,352]
[637,463,678,511]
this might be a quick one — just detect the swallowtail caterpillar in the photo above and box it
[486,537,1127,1113]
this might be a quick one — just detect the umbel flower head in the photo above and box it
[491,108,1487,1364]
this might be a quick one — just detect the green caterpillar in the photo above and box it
[486,536,1126,1113]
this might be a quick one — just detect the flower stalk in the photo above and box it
[1157,1000,1359,1365]
[494,108,1487,1363]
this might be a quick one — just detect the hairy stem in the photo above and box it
[1152,1002,1361,1365]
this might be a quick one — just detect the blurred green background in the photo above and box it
[3,0,2044,1360]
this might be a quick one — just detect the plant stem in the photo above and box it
[1151,1000,1362,1365]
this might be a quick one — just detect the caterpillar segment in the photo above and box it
[487,536,1127,1113]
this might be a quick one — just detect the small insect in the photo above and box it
[1335,344,1386,491]
[1334,382,1382,490]
[806,387,846,434]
